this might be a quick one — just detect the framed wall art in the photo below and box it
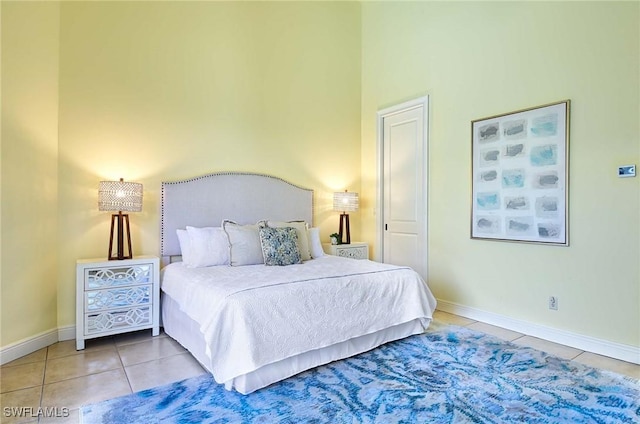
[471,100,570,245]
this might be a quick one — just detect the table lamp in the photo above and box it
[333,190,359,244]
[98,178,143,260]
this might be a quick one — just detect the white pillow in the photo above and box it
[222,220,264,266]
[183,226,229,267]
[307,227,324,259]
[176,229,193,264]
[265,220,311,261]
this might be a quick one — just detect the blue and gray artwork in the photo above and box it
[476,192,500,210]
[530,144,557,167]
[531,113,558,137]
[479,170,498,182]
[479,148,500,167]
[535,196,559,218]
[505,196,530,210]
[506,217,534,236]
[503,119,527,140]
[478,122,499,143]
[533,171,559,189]
[475,216,500,234]
[504,143,525,158]
[502,169,525,188]
[538,222,561,238]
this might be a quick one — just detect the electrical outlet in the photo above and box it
[618,165,636,178]
[549,296,558,310]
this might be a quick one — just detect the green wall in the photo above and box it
[361,1,639,347]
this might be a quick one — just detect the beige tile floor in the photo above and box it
[0,331,206,424]
[1,311,639,423]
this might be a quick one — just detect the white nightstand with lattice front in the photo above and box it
[76,256,160,350]
[323,242,369,260]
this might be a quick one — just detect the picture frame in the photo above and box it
[471,100,570,245]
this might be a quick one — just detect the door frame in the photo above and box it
[375,96,429,271]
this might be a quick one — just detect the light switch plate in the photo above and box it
[618,165,636,178]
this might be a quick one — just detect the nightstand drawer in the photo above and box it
[85,306,152,335]
[323,242,369,260]
[85,284,152,312]
[336,246,367,259]
[77,256,160,350]
[85,263,154,290]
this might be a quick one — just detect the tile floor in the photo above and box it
[1,331,206,424]
[1,311,639,423]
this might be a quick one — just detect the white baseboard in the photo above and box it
[0,328,59,365]
[436,300,640,365]
[58,325,76,342]
[0,325,76,366]
[3,305,640,366]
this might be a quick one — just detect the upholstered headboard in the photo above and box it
[161,172,314,265]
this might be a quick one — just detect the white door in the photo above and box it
[377,97,428,279]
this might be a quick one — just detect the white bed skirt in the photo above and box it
[162,293,427,394]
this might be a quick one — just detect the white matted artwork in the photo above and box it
[471,100,570,245]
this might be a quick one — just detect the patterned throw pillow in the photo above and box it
[263,220,311,261]
[258,227,302,266]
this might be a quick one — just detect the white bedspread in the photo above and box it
[161,256,437,385]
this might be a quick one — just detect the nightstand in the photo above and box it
[76,256,160,350]
[323,242,369,260]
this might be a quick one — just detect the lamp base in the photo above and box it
[108,212,133,260]
[338,213,351,245]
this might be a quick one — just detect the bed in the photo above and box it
[160,172,437,394]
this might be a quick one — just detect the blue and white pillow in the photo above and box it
[258,227,302,266]
[263,220,311,261]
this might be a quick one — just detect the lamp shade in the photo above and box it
[333,191,359,213]
[98,179,143,212]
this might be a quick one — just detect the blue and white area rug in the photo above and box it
[82,325,639,423]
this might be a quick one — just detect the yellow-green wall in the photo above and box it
[2,1,361,347]
[1,1,639,355]
[361,1,639,347]
[55,1,362,332]
[1,2,60,346]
